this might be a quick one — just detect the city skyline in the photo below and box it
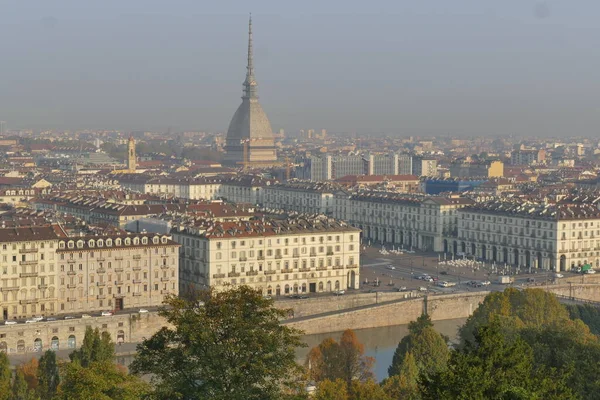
[3,1,600,136]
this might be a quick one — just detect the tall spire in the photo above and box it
[243,14,258,99]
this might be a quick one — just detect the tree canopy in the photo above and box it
[130,286,305,400]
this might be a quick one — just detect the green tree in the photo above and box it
[388,314,449,379]
[420,322,575,400]
[12,369,39,400]
[130,286,305,400]
[0,352,11,400]
[38,350,60,400]
[383,351,420,400]
[314,379,348,400]
[306,329,374,390]
[459,288,569,346]
[69,327,115,367]
[57,361,149,400]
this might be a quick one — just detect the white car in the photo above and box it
[386,265,396,270]
[81,314,92,319]
[586,269,597,274]
[138,309,149,314]
[438,281,450,288]
[4,320,17,325]
[101,311,113,317]
[32,316,44,322]
[481,281,491,286]
[554,273,564,278]
[25,319,37,324]
[418,286,428,291]
[333,290,345,296]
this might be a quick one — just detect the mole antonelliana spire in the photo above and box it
[224,14,277,167]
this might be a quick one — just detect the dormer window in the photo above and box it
[133,237,140,245]
[141,237,148,245]
[97,239,103,247]
[59,242,65,249]
[88,240,95,248]
[153,237,159,244]
[77,241,84,249]
[106,239,112,247]
[124,238,131,246]
[161,237,168,244]
[67,241,74,249]
[115,238,122,246]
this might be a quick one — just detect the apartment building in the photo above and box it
[412,157,438,177]
[456,201,600,272]
[333,193,473,252]
[0,227,180,322]
[173,216,360,295]
[262,181,340,215]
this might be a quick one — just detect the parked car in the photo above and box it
[527,277,535,283]
[101,311,113,317]
[4,320,16,325]
[31,316,44,322]
[554,273,564,278]
[46,317,57,322]
[440,271,448,275]
[586,269,597,274]
[418,287,428,292]
[386,265,396,270]
[394,286,408,292]
[438,281,450,288]
[25,319,37,324]
[64,316,75,320]
[138,309,149,314]
[298,294,309,299]
[481,280,491,286]
[81,314,92,319]
[333,290,345,296]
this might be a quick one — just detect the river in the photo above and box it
[297,318,467,382]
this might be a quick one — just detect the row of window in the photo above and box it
[58,236,169,249]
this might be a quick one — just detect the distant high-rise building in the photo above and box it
[397,154,413,175]
[412,156,437,177]
[224,16,277,166]
[128,136,136,172]
[308,129,315,139]
[367,153,399,175]
[320,129,327,140]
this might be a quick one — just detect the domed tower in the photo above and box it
[224,15,277,167]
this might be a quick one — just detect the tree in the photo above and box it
[306,329,374,389]
[130,286,305,400]
[70,327,115,367]
[38,350,60,400]
[420,322,574,399]
[18,358,38,392]
[383,352,420,400]
[388,314,449,379]
[349,379,391,400]
[314,379,348,400]
[12,368,39,400]
[459,288,570,346]
[57,361,149,400]
[0,352,11,400]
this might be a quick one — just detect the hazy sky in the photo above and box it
[2,1,600,137]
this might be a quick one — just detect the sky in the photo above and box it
[2,0,600,137]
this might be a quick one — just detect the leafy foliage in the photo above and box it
[566,304,600,335]
[0,352,11,400]
[314,379,348,400]
[130,286,305,400]
[388,313,449,379]
[421,322,575,399]
[38,350,60,400]
[69,327,115,367]
[12,368,39,400]
[57,361,149,400]
[306,329,374,390]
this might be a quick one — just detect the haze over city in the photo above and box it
[3,0,600,136]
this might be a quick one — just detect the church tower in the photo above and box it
[224,15,277,166]
[127,136,136,172]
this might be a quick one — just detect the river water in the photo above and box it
[297,318,467,382]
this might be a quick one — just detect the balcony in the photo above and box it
[67,297,77,302]
[133,266,141,271]
[310,252,317,257]
[160,290,170,295]
[96,282,106,287]
[257,256,265,260]
[20,272,38,278]
[97,295,106,300]
[115,267,124,273]
[19,248,38,254]
[281,269,292,274]
[114,280,123,286]
[67,284,77,289]
[275,254,282,259]
[347,264,359,269]
[246,270,259,276]
[298,268,310,272]
[133,292,142,297]
[239,257,248,262]
[160,277,170,282]
[133,255,141,260]
[97,257,106,261]
[161,254,169,258]
[228,272,241,278]
[332,265,344,270]
[133,279,142,284]
[113,294,125,299]
[264,270,276,275]
[292,254,300,258]
[96,268,106,274]
[67,259,76,264]
[316,266,327,271]
[115,256,123,261]
[212,273,226,279]
[19,299,38,305]
[161,264,169,269]
[326,251,334,256]
[19,260,38,266]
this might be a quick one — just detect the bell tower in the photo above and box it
[127,136,136,172]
